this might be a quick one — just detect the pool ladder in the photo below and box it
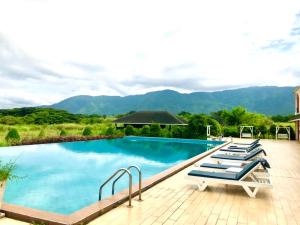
[98,165,142,207]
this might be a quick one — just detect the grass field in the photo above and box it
[0,123,118,146]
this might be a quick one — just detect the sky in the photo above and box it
[0,0,300,108]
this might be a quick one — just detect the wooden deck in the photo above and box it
[1,139,300,225]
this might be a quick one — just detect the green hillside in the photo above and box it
[50,86,295,115]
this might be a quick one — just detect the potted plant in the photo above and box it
[0,160,17,218]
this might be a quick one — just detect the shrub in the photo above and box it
[0,160,17,182]
[186,114,222,138]
[160,128,171,137]
[206,117,222,136]
[114,129,125,136]
[171,126,184,138]
[125,125,135,136]
[5,128,21,144]
[140,125,150,136]
[82,127,92,136]
[289,125,296,140]
[38,129,46,138]
[60,129,67,136]
[105,127,115,136]
[223,126,239,137]
[149,123,161,137]
[255,124,268,138]
[269,124,276,136]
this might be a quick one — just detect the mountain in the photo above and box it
[50,86,295,115]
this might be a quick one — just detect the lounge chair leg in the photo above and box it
[197,181,208,191]
[242,185,259,198]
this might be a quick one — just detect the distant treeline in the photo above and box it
[176,107,295,139]
[0,107,108,125]
[0,106,293,127]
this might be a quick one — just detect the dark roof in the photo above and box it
[114,111,187,125]
[289,114,300,122]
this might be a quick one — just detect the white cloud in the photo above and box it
[0,0,300,108]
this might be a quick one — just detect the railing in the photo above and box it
[112,166,142,201]
[98,166,142,207]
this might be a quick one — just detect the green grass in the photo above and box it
[0,123,116,146]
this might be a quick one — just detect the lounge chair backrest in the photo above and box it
[235,158,270,180]
[245,139,259,146]
[235,159,261,179]
[259,158,271,169]
[244,148,266,160]
[247,139,259,146]
[246,143,262,152]
[236,159,271,180]
[229,143,261,150]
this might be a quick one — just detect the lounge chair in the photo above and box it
[228,143,261,150]
[231,139,260,147]
[199,159,270,176]
[185,159,272,198]
[220,143,261,153]
[211,148,266,163]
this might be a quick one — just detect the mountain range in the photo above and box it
[50,86,295,115]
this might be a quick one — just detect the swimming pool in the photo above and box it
[0,136,223,215]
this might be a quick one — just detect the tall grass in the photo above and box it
[0,123,114,146]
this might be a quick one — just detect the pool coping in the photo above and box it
[1,140,230,225]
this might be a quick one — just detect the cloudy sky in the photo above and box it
[0,0,300,108]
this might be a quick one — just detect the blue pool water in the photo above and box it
[0,136,223,214]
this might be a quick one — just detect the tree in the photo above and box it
[0,116,21,125]
[149,124,161,137]
[271,115,293,122]
[211,110,231,126]
[125,125,135,136]
[5,129,21,144]
[184,114,222,138]
[228,106,246,125]
[177,111,192,121]
[185,115,207,138]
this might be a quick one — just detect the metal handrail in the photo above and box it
[98,168,133,206]
[112,165,142,201]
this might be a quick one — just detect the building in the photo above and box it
[114,111,187,128]
[290,87,300,141]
